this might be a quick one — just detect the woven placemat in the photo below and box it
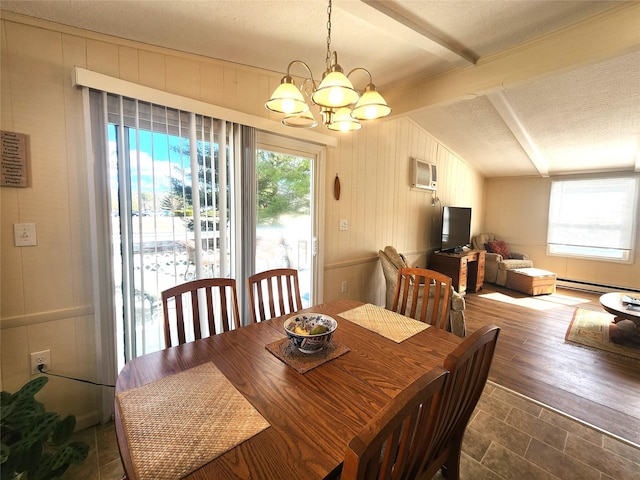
[339,303,429,342]
[266,338,350,373]
[116,362,270,480]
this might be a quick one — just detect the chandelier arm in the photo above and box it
[286,60,317,86]
[346,67,374,87]
[299,78,317,98]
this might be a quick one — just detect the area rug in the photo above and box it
[565,308,640,362]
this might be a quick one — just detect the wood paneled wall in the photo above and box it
[323,118,485,304]
[0,12,484,425]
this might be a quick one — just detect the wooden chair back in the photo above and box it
[247,268,303,323]
[342,325,500,480]
[341,367,449,480]
[161,278,240,347]
[392,267,453,329]
[415,325,501,480]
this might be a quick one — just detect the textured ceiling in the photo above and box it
[411,50,640,177]
[2,0,639,178]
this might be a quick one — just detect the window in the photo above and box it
[86,87,326,370]
[547,176,639,262]
[256,147,312,306]
[90,91,253,366]
[79,68,331,421]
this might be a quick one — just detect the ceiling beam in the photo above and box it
[338,0,475,66]
[487,91,549,178]
[385,2,640,115]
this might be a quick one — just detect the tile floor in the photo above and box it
[457,382,640,480]
[64,382,640,480]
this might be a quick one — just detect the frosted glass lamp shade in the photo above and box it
[327,107,361,131]
[265,77,309,115]
[351,85,391,120]
[312,71,359,108]
[282,109,318,128]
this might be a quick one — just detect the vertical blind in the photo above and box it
[90,90,254,363]
[547,177,638,261]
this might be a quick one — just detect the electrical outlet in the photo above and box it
[30,350,50,375]
[339,219,349,231]
[341,280,349,293]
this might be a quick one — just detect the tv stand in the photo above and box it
[429,249,485,295]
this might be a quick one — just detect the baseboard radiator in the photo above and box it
[557,278,640,294]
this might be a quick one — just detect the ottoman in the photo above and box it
[506,268,556,296]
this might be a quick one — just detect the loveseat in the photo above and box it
[378,246,466,337]
[471,233,533,286]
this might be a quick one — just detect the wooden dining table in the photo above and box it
[114,299,463,480]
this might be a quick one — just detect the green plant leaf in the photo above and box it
[0,442,9,464]
[12,437,43,474]
[12,377,48,404]
[51,415,75,445]
[22,412,59,446]
[0,443,20,480]
[50,441,89,470]
[1,377,89,479]
[28,452,54,480]
[6,404,47,429]
[0,392,14,422]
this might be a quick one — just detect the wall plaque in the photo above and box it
[1,131,29,187]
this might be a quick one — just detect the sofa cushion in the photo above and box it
[472,232,500,250]
[485,240,511,259]
[497,259,534,270]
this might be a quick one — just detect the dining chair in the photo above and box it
[247,268,303,323]
[341,325,500,480]
[341,367,449,480]
[392,267,453,329]
[161,278,240,347]
[414,324,501,480]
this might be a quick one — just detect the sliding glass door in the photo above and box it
[89,92,324,373]
[96,93,242,367]
[256,133,325,307]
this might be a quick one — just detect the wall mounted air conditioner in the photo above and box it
[411,158,437,191]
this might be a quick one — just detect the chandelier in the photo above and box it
[265,0,391,132]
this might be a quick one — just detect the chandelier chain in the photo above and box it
[326,0,332,69]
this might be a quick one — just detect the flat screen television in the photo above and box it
[440,206,472,253]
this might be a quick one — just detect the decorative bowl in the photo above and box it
[283,313,338,354]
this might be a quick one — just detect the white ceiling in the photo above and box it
[2,0,639,178]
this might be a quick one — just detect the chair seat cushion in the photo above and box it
[497,259,534,270]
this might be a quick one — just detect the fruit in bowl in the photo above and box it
[283,313,338,354]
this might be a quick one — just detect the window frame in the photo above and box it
[546,175,639,263]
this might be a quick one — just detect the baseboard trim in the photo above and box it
[556,278,640,294]
[75,410,102,431]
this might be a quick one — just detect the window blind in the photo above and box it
[90,90,254,363]
[547,177,638,261]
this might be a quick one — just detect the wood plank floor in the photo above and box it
[463,284,640,447]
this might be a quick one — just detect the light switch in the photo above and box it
[14,223,37,247]
[339,219,349,231]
